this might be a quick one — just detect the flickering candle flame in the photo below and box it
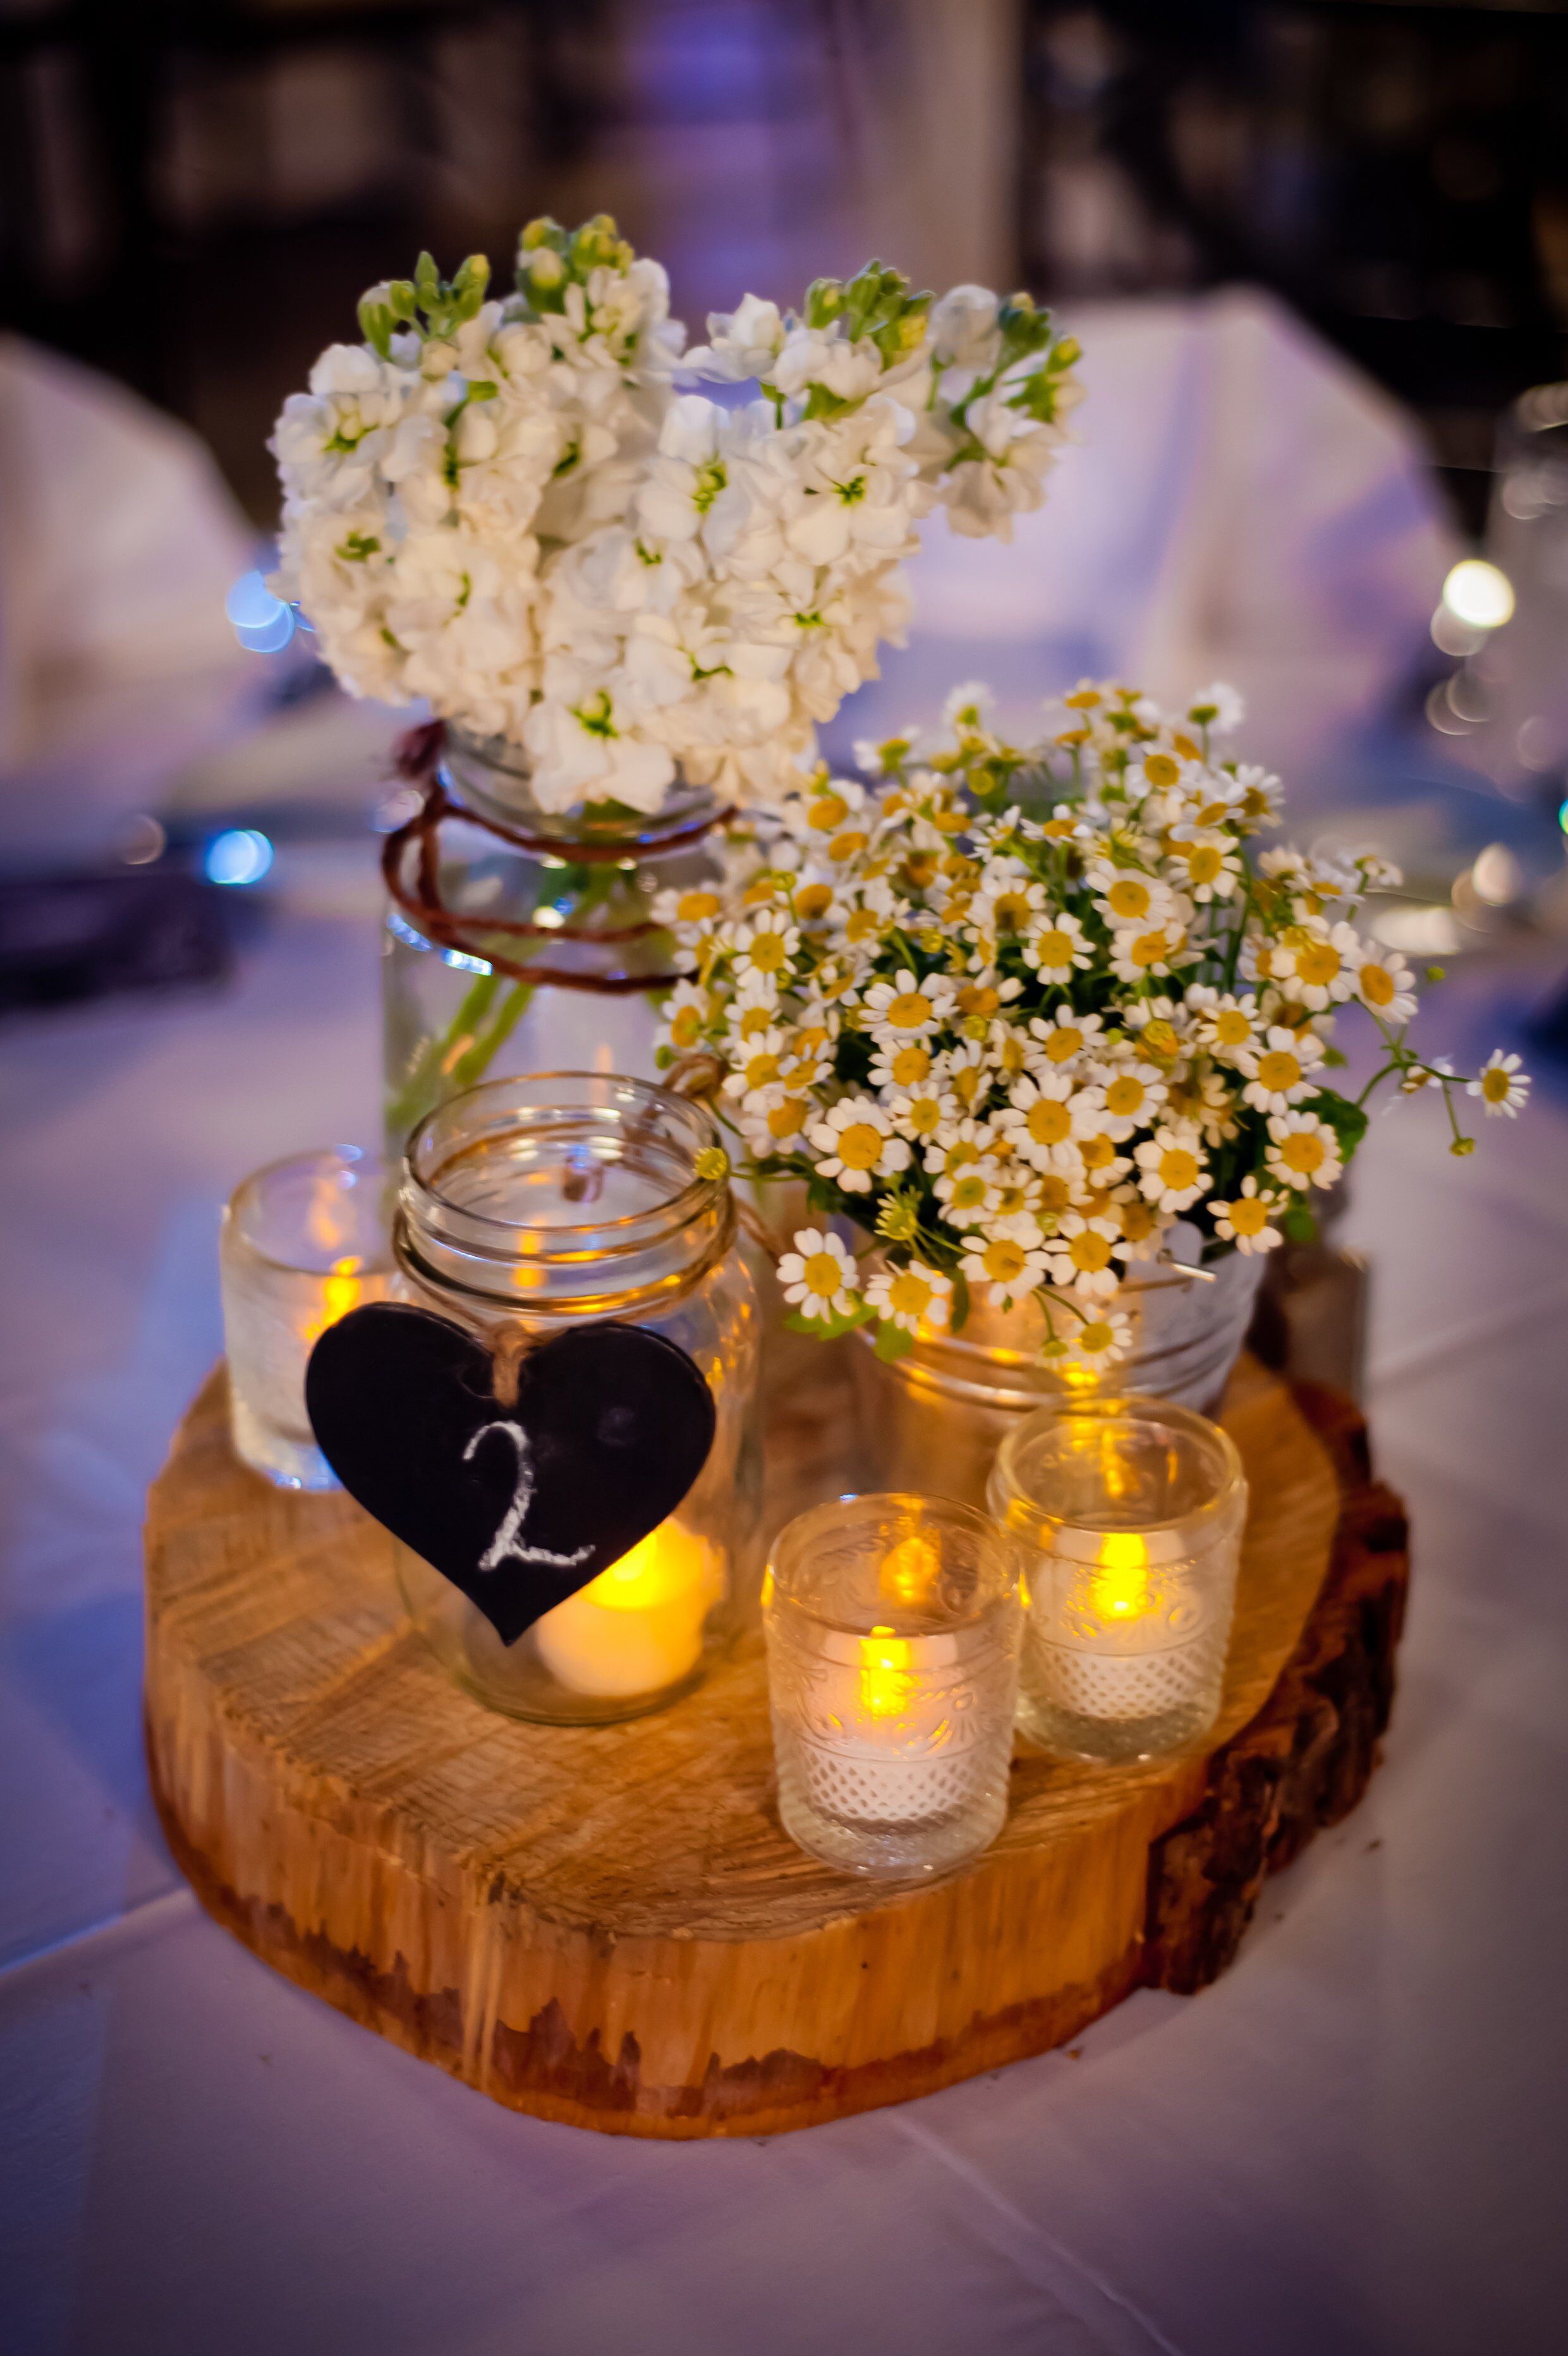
[858,1625,915,1718]
[1089,1530,1151,1622]
[534,1520,716,1698]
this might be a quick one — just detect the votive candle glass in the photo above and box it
[221,1146,394,1489]
[763,1493,1023,1879]
[988,1395,1247,1763]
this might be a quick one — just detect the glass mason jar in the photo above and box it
[392,1072,762,1725]
[851,1232,1264,1512]
[988,1395,1247,1763]
[381,730,731,1157]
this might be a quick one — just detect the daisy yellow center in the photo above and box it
[983,1239,1029,1282]
[1044,1026,1082,1061]
[1107,878,1153,921]
[884,990,932,1030]
[1038,1173,1073,1213]
[845,908,882,942]
[803,1251,844,1298]
[998,1035,1028,1076]
[944,1141,980,1172]
[743,1052,781,1090]
[1141,1020,1179,1059]
[1104,1076,1146,1117]
[738,1004,774,1038]
[1361,964,1395,1007]
[768,1100,805,1138]
[1256,1050,1301,1093]
[889,1045,930,1086]
[1186,844,1224,885]
[794,883,834,920]
[1129,928,1170,969]
[1064,689,1101,709]
[1034,928,1077,970]
[1027,1100,1073,1146]
[670,1007,702,1047]
[837,1122,885,1172]
[958,984,1000,1017]
[743,877,778,904]
[1121,1198,1158,1241]
[994,891,1031,930]
[747,932,789,974]
[1280,1132,1325,1175]
[905,1097,943,1136]
[1158,1146,1199,1190]
[1482,1067,1510,1103]
[1212,1008,1252,1046]
[1081,1134,1117,1170]
[901,854,939,889]
[948,1174,989,1212]
[829,830,868,863]
[952,1066,984,1106]
[1079,1321,1114,1354]
[1069,1231,1114,1273]
[808,794,848,832]
[888,1272,934,1318]
[1042,816,1078,838]
[677,889,720,921]
[1143,754,1180,787]
[1295,941,1340,987]
[1227,1196,1270,1237]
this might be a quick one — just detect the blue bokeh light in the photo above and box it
[225,570,296,653]
[205,829,274,886]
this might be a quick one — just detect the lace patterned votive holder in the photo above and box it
[763,1493,1023,1879]
[988,1395,1247,1764]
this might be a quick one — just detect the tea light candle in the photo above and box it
[533,1521,719,1699]
[221,1147,394,1490]
[764,1495,1022,1878]
[988,1395,1248,1763]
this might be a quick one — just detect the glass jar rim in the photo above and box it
[765,1490,1019,1638]
[442,728,724,849]
[988,1392,1244,1554]
[224,1144,392,1275]
[397,1074,734,1318]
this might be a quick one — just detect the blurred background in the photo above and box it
[2,0,1567,959]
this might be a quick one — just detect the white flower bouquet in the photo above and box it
[271,218,1082,817]
[656,682,1530,1368]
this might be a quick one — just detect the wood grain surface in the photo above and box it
[143,1345,1404,2137]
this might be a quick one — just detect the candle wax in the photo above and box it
[534,1521,716,1699]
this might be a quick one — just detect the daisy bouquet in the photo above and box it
[656,682,1530,1369]
[271,219,1082,816]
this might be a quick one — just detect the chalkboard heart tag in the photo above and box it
[304,1303,716,1645]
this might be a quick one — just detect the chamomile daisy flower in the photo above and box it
[1265,1108,1343,1191]
[658,977,713,1056]
[1468,1049,1530,1118]
[1167,827,1242,902]
[861,968,955,1045]
[1023,910,1093,979]
[1109,920,1189,985]
[1134,1124,1209,1212]
[1208,1175,1285,1254]
[1352,948,1418,1025]
[807,1097,911,1193]
[1268,921,1359,1012]
[1059,1308,1133,1366]
[720,1026,791,1106]
[865,1258,952,1335]
[1236,1024,1325,1115]
[1040,1210,1124,1298]
[726,909,801,985]
[961,1224,1050,1311]
[1092,1057,1167,1138]
[995,1071,1095,1171]
[1086,863,1177,933]
[869,1037,936,1093]
[1184,986,1261,1059]
[777,1229,861,1326]
[886,1083,951,1145]
[1027,1008,1105,1071]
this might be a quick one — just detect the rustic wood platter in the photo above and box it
[143,1345,1407,2138]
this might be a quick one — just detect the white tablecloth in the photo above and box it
[3,892,1566,2356]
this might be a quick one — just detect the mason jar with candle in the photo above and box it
[381,731,732,1155]
[851,1231,1264,1512]
[392,1072,761,1725]
[763,1493,1023,1878]
[988,1394,1247,1763]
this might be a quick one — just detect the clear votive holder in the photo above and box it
[220,1146,394,1489]
[763,1493,1023,1879]
[988,1395,1248,1764]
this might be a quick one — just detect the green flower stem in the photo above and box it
[449,979,536,1091]
[386,969,504,1141]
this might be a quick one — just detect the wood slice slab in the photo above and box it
[143,1351,1407,2138]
